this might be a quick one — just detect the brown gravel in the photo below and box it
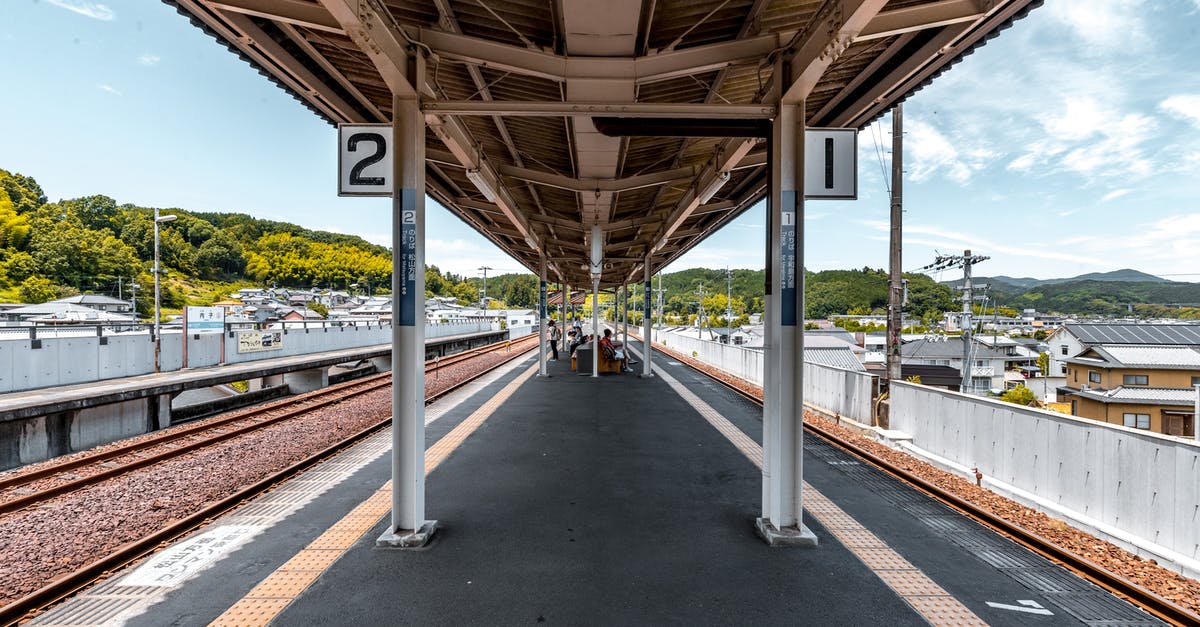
[0,339,537,606]
[654,342,1200,616]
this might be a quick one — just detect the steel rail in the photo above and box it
[654,342,1199,626]
[0,339,539,626]
[0,336,539,498]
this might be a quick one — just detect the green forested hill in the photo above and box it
[0,168,392,311]
[997,280,1200,317]
[653,266,955,322]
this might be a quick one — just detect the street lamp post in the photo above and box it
[153,209,177,372]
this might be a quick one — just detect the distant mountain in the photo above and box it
[990,275,1045,288]
[1053,269,1168,284]
[946,269,1169,291]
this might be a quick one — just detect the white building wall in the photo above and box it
[1048,329,1084,377]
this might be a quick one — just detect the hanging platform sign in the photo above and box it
[338,124,394,196]
[804,128,857,200]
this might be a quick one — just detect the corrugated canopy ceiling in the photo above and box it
[167,0,1039,288]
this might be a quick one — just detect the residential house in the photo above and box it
[1047,323,1200,378]
[899,336,1009,394]
[1060,344,1200,437]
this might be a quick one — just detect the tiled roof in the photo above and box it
[1066,323,1200,345]
[1093,345,1200,368]
[1071,386,1199,406]
[900,337,1007,359]
[805,348,866,372]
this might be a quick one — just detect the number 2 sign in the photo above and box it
[338,124,394,196]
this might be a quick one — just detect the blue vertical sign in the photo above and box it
[644,281,651,319]
[781,190,797,327]
[539,281,547,319]
[399,189,417,326]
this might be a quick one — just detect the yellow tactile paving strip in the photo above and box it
[209,363,539,627]
[651,361,987,627]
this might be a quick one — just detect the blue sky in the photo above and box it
[2,0,1199,282]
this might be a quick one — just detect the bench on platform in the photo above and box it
[571,343,623,374]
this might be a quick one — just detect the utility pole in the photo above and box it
[919,250,989,392]
[655,273,666,328]
[726,267,734,328]
[887,105,904,383]
[695,284,707,338]
[477,266,493,309]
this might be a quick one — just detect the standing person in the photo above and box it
[547,320,561,361]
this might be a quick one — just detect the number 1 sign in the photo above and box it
[338,124,394,196]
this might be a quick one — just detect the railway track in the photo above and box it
[0,335,538,514]
[650,341,1200,627]
[0,335,539,625]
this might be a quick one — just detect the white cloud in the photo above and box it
[97,84,121,96]
[1040,0,1148,53]
[1160,94,1200,128]
[1100,189,1132,202]
[45,0,114,21]
[138,53,161,67]
[905,119,995,185]
[1007,96,1157,181]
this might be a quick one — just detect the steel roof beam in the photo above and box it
[220,12,366,122]
[278,24,387,122]
[651,137,756,251]
[825,22,971,127]
[498,164,700,193]
[177,1,342,121]
[423,101,775,118]
[857,0,987,42]
[415,26,784,85]
[781,0,889,105]
[207,0,343,34]
[833,0,1032,127]
[431,0,552,225]
[809,32,916,125]
[316,0,417,98]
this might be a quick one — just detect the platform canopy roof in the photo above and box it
[168,0,1039,288]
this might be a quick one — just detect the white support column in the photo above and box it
[624,283,633,355]
[756,94,816,547]
[538,255,549,377]
[378,57,436,548]
[591,279,600,378]
[641,255,654,378]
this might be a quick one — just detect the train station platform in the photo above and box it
[34,349,1163,626]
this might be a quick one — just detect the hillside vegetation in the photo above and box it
[0,168,392,312]
[6,166,1195,320]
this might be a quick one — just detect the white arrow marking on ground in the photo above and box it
[986,600,1054,615]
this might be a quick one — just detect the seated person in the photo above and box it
[599,329,631,372]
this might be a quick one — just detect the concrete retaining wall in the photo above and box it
[654,330,764,385]
[890,381,1200,575]
[0,394,170,471]
[653,330,875,422]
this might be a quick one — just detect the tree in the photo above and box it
[1000,385,1037,407]
[195,231,246,280]
[0,189,31,250]
[18,276,58,304]
[0,169,47,213]
[1036,351,1050,376]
